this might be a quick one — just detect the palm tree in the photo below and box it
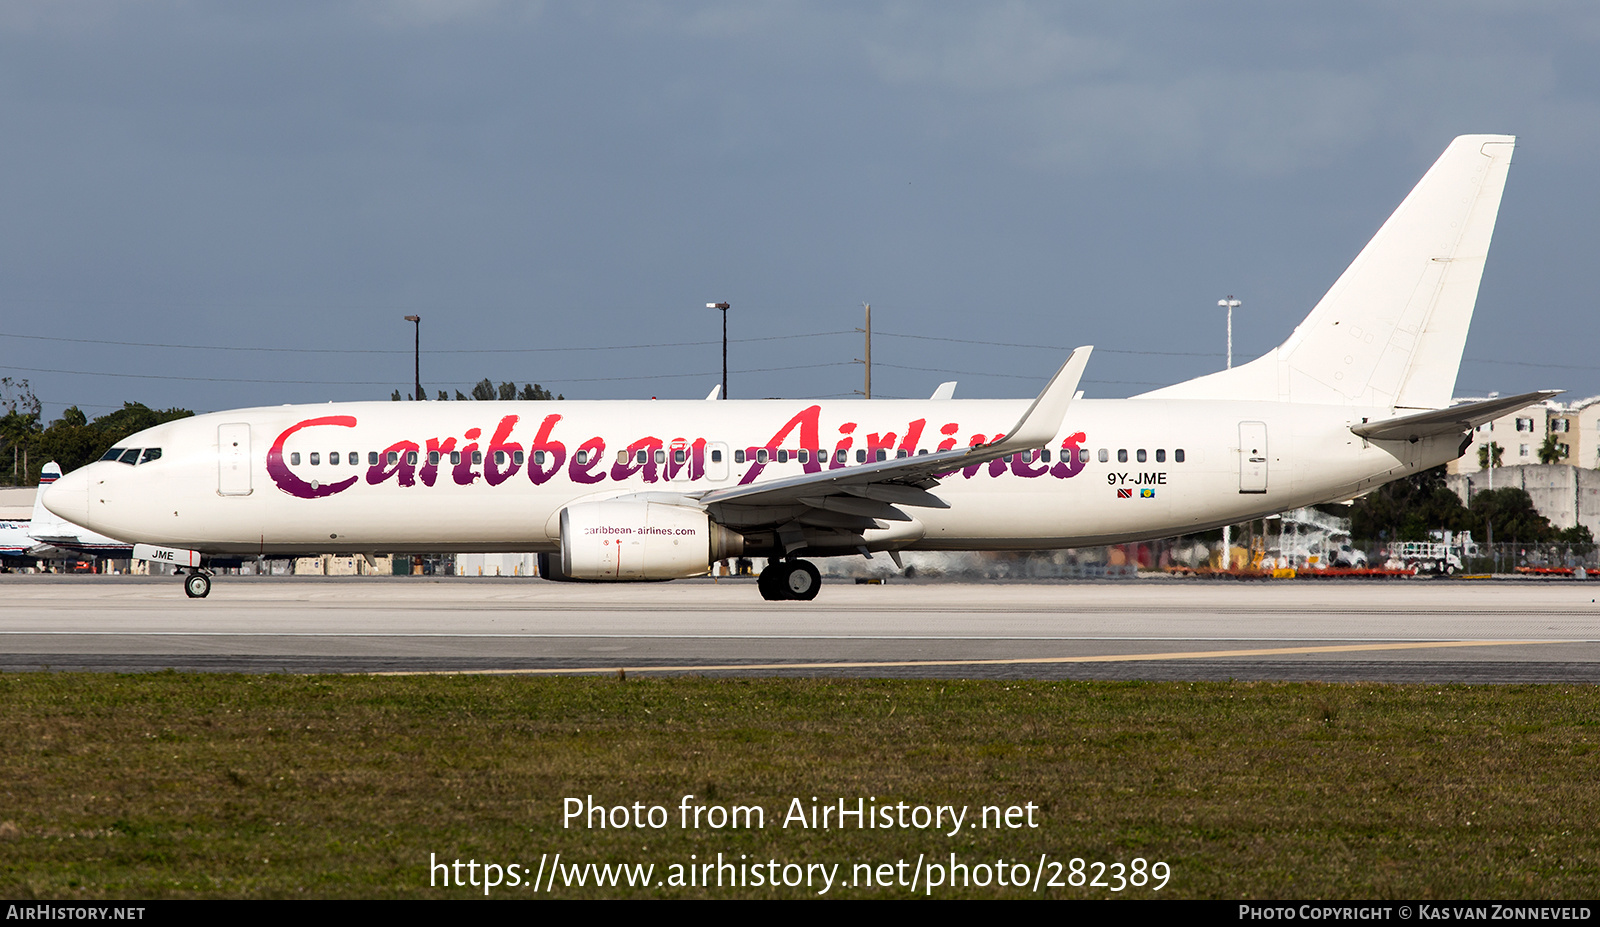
[1538,433,1566,465]
[1477,441,1504,470]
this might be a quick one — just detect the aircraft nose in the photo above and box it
[42,468,91,524]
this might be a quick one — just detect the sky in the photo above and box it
[2,1,1597,421]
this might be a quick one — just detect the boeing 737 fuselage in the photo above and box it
[44,135,1545,600]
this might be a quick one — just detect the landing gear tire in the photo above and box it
[183,572,211,599]
[757,560,822,601]
[757,564,784,601]
[784,560,821,600]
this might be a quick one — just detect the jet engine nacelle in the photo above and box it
[558,499,743,581]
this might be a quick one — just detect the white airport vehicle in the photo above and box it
[43,135,1548,600]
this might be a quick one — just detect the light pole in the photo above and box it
[707,302,729,399]
[1218,296,1240,369]
[403,315,422,401]
[1217,296,1240,567]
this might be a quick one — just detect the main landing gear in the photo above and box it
[757,559,821,601]
[180,569,212,599]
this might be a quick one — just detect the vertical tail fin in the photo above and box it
[30,462,68,535]
[1142,135,1515,409]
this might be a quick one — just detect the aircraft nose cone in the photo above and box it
[41,468,91,524]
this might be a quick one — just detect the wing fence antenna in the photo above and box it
[705,385,722,400]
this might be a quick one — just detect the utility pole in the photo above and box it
[856,303,872,398]
[1218,296,1240,566]
[707,302,730,398]
[404,315,423,400]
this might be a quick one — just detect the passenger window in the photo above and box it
[574,450,588,466]
[426,451,438,466]
[777,449,788,463]
[655,449,666,465]
[856,449,867,463]
[329,452,340,466]
[711,449,722,463]
[897,449,908,459]
[1078,448,1089,464]
[514,451,525,466]
[637,450,648,464]
[119,448,141,465]
[473,451,482,466]
[387,452,398,465]
[139,448,162,465]
[1098,449,1108,463]
[290,452,301,466]
[756,449,769,464]
[369,452,379,466]
[836,450,848,464]
[450,451,461,465]
[349,451,357,465]
[1136,449,1146,463]
[734,449,745,464]
[1156,449,1166,463]
[798,450,809,464]
[917,449,928,455]
[1041,449,1051,463]
[874,450,885,462]
[1175,449,1185,463]
[406,451,418,466]
[312,452,322,466]
[535,451,546,465]
[674,449,686,464]
[1117,449,1128,463]
[617,450,629,465]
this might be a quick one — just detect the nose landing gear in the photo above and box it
[180,570,212,599]
[757,559,821,601]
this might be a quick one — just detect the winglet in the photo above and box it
[992,346,1092,450]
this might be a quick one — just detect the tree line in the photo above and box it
[393,379,562,402]
[1,379,193,487]
[0,376,565,486]
[1350,464,1592,546]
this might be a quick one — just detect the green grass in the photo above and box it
[0,673,1596,898]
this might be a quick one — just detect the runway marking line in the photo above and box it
[368,639,1565,676]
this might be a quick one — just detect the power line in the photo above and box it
[0,361,855,388]
[0,329,854,356]
[876,330,1224,358]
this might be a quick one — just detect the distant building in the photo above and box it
[1448,395,1600,474]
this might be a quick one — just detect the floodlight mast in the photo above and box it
[707,302,730,399]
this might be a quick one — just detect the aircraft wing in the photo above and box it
[691,348,1091,550]
[1351,390,1562,442]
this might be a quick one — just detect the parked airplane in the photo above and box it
[44,135,1547,600]
[25,462,134,561]
[0,463,134,566]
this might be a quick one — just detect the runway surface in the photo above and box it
[1,574,1597,682]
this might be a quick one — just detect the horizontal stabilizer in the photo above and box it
[1351,390,1561,442]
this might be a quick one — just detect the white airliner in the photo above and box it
[44,135,1549,600]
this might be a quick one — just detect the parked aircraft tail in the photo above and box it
[1141,134,1516,411]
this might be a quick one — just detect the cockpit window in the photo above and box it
[138,448,162,465]
[101,448,126,462]
[118,448,141,465]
